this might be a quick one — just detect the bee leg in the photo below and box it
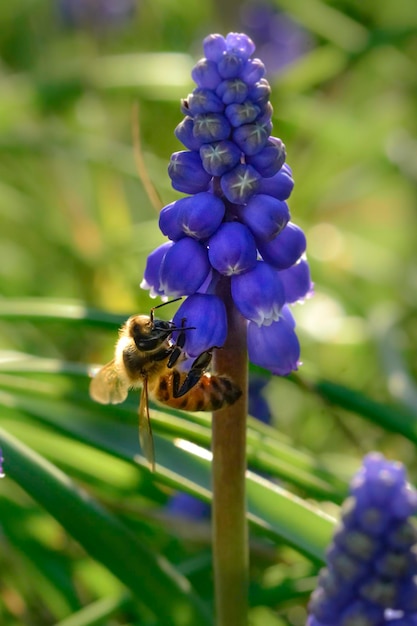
[152,348,173,362]
[173,349,213,398]
[167,318,187,369]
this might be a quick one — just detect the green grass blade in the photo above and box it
[54,594,132,626]
[1,402,335,563]
[0,494,81,613]
[313,378,417,445]
[0,298,124,328]
[0,429,212,626]
[0,365,347,501]
[246,471,334,561]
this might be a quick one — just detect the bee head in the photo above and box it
[127,315,173,352]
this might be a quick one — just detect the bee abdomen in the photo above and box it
[153,372,241,412]
[207,375,242,409]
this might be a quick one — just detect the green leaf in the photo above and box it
[0,298,125,329]
[0,361,347,501]
[0,494,81,615]
[0,353,339,563]
[313,378,417,445]
[53,594,132,626]
[1,399,336,564]
[246,471,334,561]
[277,0,368,52]
[0,429,212,626]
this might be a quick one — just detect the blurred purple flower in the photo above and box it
[58,0,136,29]
[167,492,210,520]
[239,1,313,77]
[306,453,417,626]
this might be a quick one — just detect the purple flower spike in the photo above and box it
[220,163,261,204]
[225,101,260,127]
[141,30,312,378]
[160,193,225,242]
[193,113,232,143]
[199,140,241,176]
[307,453,417,625]
[231,261,285,325]
[258,164,294,200]
[247,314,301,375]
[191,58,222,89]
[140,241,173,298]
[240,58,266,85]
[177,192,225,240]
[208,222,257,276]
[174,117,204,151]
[257,222,307,269]
[0,447,4,478]
[233,120,271,156]
[217,52,246,79]
[216,78,248,104]
[159,201,186,241]
[246,137,286,178]
[159,238,210,297]
[279,259,314,303]
[187,88,225,115]
[168,151,212,194]
[249,78,271,106]
[172,294,227,357]
[225,32,256,59]
[239,194,290,242]
[203,34,228,62]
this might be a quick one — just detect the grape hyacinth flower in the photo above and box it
[58,0,136,30]
[141,31,313,376]
[167,491,210,520]
[239,2,312,78]
[307,453,417,626]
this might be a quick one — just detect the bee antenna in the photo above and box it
[171,325,196,332]
[150,297,183,322]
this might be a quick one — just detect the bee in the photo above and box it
[89,299,241,471]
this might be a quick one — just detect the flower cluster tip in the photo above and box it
[141,32,313,375]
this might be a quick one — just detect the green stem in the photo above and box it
[212,278,249,626]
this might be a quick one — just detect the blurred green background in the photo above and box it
[0,1,416,625]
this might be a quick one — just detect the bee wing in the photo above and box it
[138,377,155,472]
[90,360,129,405]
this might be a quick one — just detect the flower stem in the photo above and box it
[212,277,248,626]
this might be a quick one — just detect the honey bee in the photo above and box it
[90,299,241,471]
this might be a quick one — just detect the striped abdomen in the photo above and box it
[150,370,241,411]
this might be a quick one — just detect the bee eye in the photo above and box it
[129,316,153,338]
[130,322,142,336]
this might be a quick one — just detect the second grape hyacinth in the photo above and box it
[141,32,313,375]
[307,453,417,626]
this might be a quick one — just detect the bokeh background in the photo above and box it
[0,1,416,625]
